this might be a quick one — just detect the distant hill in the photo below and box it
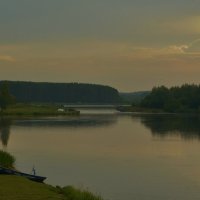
[120,91,150,104]
[0,81,120,104]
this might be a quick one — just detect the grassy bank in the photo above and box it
[0,176,103,200]
[1,104,80,117]
[0,151,103,199]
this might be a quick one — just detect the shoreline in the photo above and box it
[0,103,80,117]
[116,105,200,114]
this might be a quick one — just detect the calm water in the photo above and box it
[1,110,200,200]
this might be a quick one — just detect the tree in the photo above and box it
[140,86,169,109]
[140,84,200,112]
[0,82,15,111]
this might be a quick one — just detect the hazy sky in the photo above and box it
[0,0,200,91]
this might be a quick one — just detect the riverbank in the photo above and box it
[0,151,103,200]
[0,175,103,200]
[0,104,80,117]
[116,105,200,114]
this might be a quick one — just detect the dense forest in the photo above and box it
[0,81,120,104]
[141,84,200,112]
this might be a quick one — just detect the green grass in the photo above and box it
[57,186,104,200]
[0,151,103,200]
[0,150,15,168]
[0,176,104,200]
[1,103,80,116]
[0,176,64,200]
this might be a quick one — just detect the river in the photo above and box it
[1,109,200,200]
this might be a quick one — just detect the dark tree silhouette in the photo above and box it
[0,81,120,104]
[141,84,200,112]
[0,82,15,111]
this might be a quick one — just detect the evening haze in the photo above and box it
[0,0,200,91]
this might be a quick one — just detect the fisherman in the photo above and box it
[32,166,36,175]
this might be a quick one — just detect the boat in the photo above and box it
[0,166,46,183]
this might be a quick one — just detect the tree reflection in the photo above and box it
[13,115,117,128]
[135,114,200,140]
[0,118,11,148]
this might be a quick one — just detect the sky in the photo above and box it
[0,0,200,92]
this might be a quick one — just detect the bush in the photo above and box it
[60,186,103,200]
[0,150,15,168]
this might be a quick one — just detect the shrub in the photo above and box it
[0,150,15,168]
[60,186,103,200]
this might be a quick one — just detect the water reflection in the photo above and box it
[0,118,11,148]
[4,113,200,200]
[1,115,117,148]
[136,114,200,140]
[13,115,117,128]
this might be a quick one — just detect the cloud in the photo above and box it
[0,38,199,70]
[185,39,200,53]
[129,41,200,58]
[167,45,189,53]
[123,45,188,61]
[0,55,15,62]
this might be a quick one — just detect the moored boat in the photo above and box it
[0,166,46,183]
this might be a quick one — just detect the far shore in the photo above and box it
[0,103,80,117]
[116,105,200,114]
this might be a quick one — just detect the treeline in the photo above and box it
[141,84,200,112]
[0,81,120,104]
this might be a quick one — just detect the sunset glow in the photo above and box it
[0,0,200,91]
